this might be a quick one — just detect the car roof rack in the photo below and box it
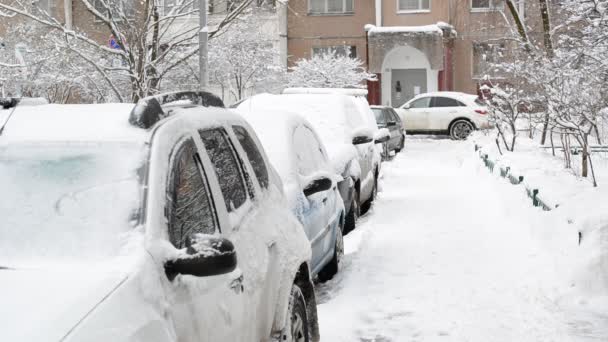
[0,98,20,110]
[129,91,225,129]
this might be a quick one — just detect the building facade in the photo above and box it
[287,0,546,107]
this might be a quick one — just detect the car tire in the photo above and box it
[285,284,310,342]
[361,175,378,214]
[395,136,405,153]
[381,142,390,161]
[450,120,474,140]
[344,188,359,235]
[318,224,344,282]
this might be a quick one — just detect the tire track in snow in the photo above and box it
[315,137,607,342]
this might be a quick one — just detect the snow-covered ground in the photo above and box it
[316,136,608,341]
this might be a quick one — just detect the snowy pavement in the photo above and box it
[316,137,608,342]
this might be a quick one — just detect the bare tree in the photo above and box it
[0,0,257,102]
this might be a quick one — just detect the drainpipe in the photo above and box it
[375,0,382,26]
[64,0,73,29]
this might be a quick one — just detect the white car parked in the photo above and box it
[0,92,319,342]
[395,91,492,140]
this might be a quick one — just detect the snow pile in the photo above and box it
[472,131,608,308]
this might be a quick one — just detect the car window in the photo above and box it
[409,97,431,108]
[293,125,328,177]
[372,108,386,125]
[383,110,395,124]
[168,138,218,249]
[388,109,401,123]
[199,128,248,212]
[432,97,465,108]
[232,126,269,190]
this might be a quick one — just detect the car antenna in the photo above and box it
[0,98,20,136]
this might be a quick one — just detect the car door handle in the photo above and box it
[322,197,328,204]
[230,274,244,294]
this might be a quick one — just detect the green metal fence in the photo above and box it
[475,144,557,211]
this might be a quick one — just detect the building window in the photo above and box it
[160,0,199,16]
[312,45,357,58]
[471,0,503,11]
[472,42,504,78]
[36,0,53,14]
[398,0,430,12]
[309,0,354,14]
[93,0,134,18]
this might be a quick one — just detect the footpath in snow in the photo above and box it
[316,137,608,342]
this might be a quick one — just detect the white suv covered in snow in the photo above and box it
[395,91,492,140]
[0,93,318,342]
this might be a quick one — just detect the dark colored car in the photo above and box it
[371,105,406,159]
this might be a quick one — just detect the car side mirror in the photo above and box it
[352,135,373,145]
[387,121,397,127]
[402,104,411,110]
[303,177,333,197]
[165,235,237,281]
[374,128,390,144]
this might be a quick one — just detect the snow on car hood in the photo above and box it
[0,267,127,341]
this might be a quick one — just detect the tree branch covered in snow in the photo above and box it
[0,0,260,102]
[287,53,376,89]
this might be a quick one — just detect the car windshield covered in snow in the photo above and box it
[0,142,147,267]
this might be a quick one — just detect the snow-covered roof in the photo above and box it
[0,103,148,145]
[283,87,368,97]
[367,24,443,35]
[237,93,361,173]
[366,22,456,37]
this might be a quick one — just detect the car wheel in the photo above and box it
[285,285,310,342]
[318,224,344,282]
[450,120,474,140]
[344,188,359,234]
[395,136,405,153]
[382,142,390,161]
[361,175,378,214]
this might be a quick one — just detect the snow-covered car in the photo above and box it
[236,108,345,282]
[238,93,383,233]
[395,91,492,140]
[371,105,406,159]
[0,92,319,342]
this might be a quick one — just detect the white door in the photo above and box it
[428,97,466,131]
[402,96,432,131]
[199,126,275,341]
[163,136,245,342]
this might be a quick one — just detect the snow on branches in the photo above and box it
[287,52,376,89]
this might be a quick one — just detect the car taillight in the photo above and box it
[475,109,488,115]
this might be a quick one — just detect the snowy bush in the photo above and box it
[287,52,376,89]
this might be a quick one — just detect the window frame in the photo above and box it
[409,97,432,109]
[311,45,357,59]
[160,0,199,17]
[470,0,504,13]
[231,125,270,191]
[166,137,220,247]
[397,0,431,14]
[430,97,466,108]
[92,0,134,22]
[198,127,253,213]
[308,0,354,15]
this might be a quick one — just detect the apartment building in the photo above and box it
[287,0,546,107]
